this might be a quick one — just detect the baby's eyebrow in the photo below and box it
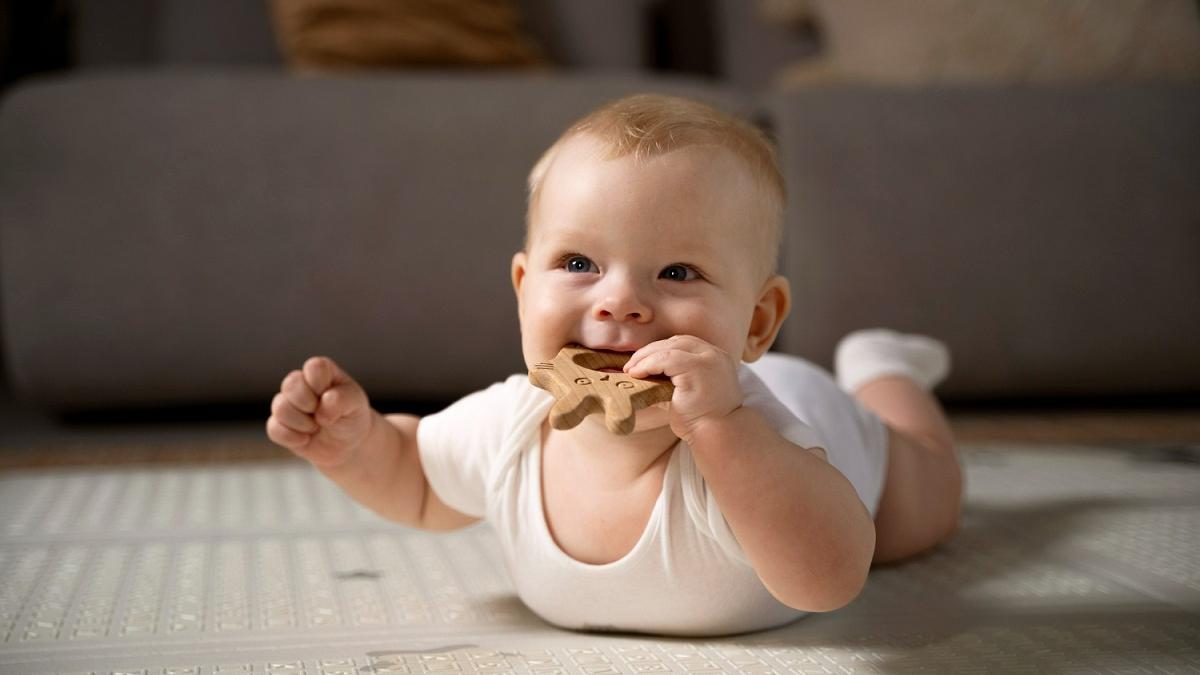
[664,245,721,264]
[537,227,590,246]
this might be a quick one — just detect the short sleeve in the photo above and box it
[739,367,828,450]
[745,354,889,517]
[416,375,529,518]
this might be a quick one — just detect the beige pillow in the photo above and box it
[270,0,545,71]
[767,0,1200,86]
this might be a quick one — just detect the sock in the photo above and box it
[835,329,951,394]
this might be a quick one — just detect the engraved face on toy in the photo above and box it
[512,135,769,433]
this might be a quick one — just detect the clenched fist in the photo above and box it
[266,356,374,468]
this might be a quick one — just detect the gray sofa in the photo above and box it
[2,1,1197,412]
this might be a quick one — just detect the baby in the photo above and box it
[267,94,963,636]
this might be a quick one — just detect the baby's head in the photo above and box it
[526,94,785,284]
[512,93,792,378]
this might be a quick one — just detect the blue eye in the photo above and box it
[660,264,698,282]
[565,256,597,273]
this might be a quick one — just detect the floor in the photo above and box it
[2,390,1198,467]
[1,394,1198,673]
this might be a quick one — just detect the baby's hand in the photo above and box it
[624,335,742,442]
[266,356,374,468]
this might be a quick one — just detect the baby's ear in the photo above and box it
[742,275,791,362]
[511,251,528,309]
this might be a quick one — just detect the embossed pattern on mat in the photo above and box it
[1,445,1198,674]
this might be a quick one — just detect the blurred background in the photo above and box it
[1,0,1198,460]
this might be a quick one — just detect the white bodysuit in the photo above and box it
[417,353,888,636]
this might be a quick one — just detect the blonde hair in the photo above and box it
[525,93,786,281]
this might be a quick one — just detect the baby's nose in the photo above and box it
[594,282,652,323]
[596,305,647,321]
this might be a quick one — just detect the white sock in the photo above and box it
[835,329,951,394]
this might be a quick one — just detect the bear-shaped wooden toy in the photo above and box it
[529,344,675,435]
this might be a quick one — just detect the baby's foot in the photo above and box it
[835,329,950,394]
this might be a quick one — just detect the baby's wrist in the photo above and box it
[676,404,750,449]
[315,409,383,473]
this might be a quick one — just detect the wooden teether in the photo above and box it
[529,344,674,435]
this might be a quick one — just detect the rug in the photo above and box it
[0,444,1198,673]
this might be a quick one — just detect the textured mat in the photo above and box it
[1,444,1198,674]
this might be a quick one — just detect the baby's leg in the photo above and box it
[836,330,963,564]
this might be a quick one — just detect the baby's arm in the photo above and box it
[266,357,478,531]
[626,337,875,612]
[687,409,875,612]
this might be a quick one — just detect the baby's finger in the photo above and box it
[625,335,697,374]
[626,348,698,380]
[280,370,318,414]
[271,392,319,434]
[313,381,368,427]
[266,415,311,450]
[624,337,675,373]
[302,356,349,395]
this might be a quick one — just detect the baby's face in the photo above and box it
[513,135,771,400]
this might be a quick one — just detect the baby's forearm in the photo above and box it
[316,411,429,528]
[687,407,876,612]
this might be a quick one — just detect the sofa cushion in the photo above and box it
[775,0,1200,86]
[268,0,546,70]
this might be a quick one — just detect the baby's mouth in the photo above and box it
[570,343,639,373]
[577,343,641,356]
